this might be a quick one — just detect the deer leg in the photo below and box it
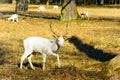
[12,18,14,22]
[51,53,61,67]
[42,54,46,71]
[20,50,32,69]
[16,18,18,22]
[28,54,35,70]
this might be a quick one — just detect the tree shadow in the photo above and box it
[0,10,120,22]
[0,42,11,65]
[104,5,120,9]
[19,11,59,20]
[0,11,15,19]
[89,16,120,22]
[0,48,6,65]
[0,11,59,20]
[68,36,117,62]
[43,65,102,80]
[0,38,23,65]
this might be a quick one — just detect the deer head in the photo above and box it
[50,23,68,46]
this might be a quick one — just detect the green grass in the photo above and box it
[0,4,120,80]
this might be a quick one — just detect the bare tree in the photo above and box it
[60,0,80,21]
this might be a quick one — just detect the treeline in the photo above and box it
[0,0,12,3]
[76,0,120,5]
[0,0,120,5]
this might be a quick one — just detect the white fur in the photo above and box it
[20,36,64,70]
[8,14,18,22]
[53,5,58,10]
[36,6,46,11]
[81,11,89,20]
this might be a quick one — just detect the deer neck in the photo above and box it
[56,41,60,50]
[51,41,60,52]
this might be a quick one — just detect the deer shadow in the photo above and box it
[18,62,43,70]
[68,36,117,62]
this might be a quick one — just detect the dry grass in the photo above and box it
[0,4,120,80]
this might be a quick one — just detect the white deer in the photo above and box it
[53,5,59,10]
[8,14,18,22]
[20,24,68,70]
[36,6,46,12]
[80,11,89,20]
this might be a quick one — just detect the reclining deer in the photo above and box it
[20,24,68,71]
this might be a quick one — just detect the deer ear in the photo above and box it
[53,35,59,40]
[63,36,68,41]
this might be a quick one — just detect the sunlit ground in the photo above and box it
[0,4,120,80]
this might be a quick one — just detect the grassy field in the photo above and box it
[0,4,120,80]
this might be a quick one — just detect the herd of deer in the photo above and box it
[6,5,89,70]
[7,5,89,22]
[36,5,59,11]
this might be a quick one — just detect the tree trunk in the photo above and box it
[95,0,98,4]
[114,0,117,4]
[45,0,49,8]
[12,0,16,4]
[97,0,101,5]
[100,0,104,4]
[15,0,28,13]
[60,0,80,21]
[84,0,86,5]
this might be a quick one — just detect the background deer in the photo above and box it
[8,14,18,22]
[80,11,89,20]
